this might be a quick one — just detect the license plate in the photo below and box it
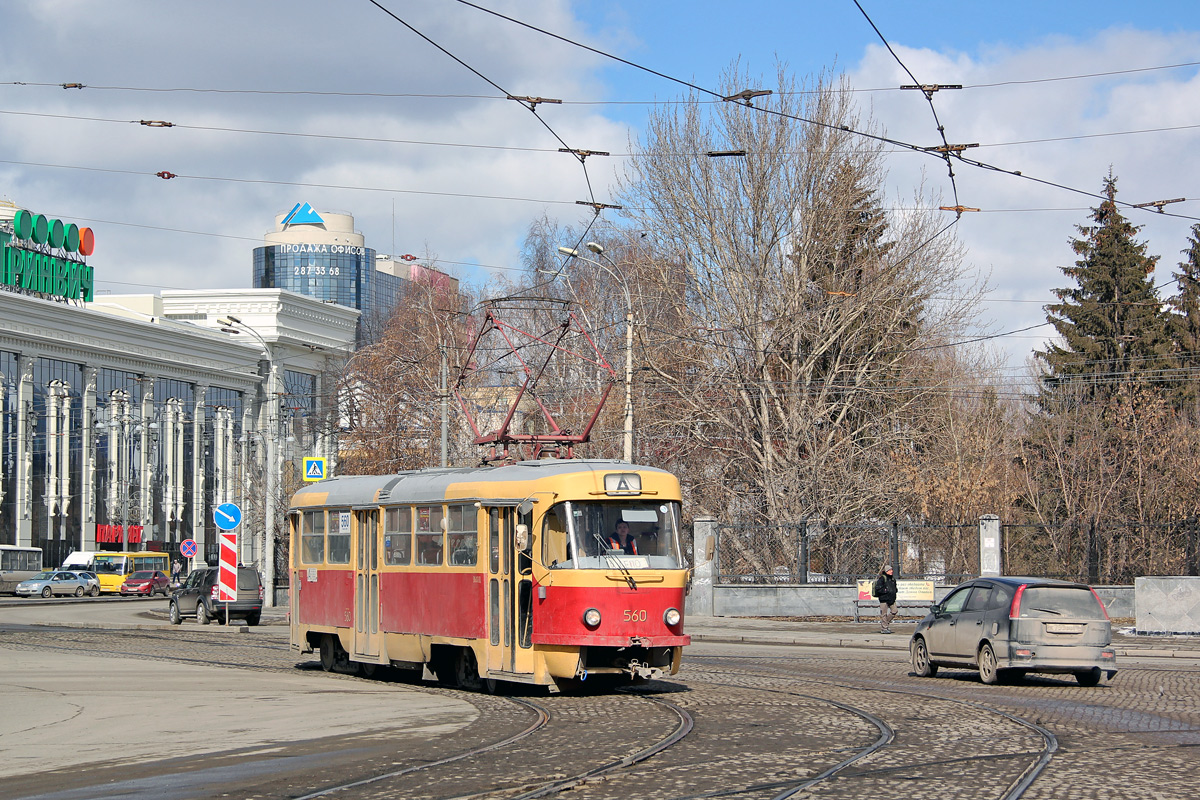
[1044,622,1083,634]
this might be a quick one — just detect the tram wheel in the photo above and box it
[455,648,483,692]
[319,636,336,672]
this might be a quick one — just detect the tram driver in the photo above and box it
[609,521,638,555]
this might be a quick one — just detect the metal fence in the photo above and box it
[715,521,980,585]
[1003,519,1200,584]
[715,517,1200,586]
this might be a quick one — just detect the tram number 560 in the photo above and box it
[622,609,648,622]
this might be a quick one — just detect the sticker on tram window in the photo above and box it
[338,512,351,534]
[603,473,641,495]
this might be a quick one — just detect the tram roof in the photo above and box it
[289,459,674,509]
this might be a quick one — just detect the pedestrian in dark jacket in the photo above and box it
[874,565,898,633]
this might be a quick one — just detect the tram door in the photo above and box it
[353,509,380,659]
[485,507,515,674]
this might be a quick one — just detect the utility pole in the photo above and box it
[555,242,635,462]
[440,344,449,467]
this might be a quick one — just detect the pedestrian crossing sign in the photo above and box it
[303,457,326,482]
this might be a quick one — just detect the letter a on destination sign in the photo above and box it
[218,531,237,603]
[304,457,326,482]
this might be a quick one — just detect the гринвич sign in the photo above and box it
[1,208,95,302]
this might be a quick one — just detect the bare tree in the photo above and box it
[616,64,982,525]
[339,278,476,473]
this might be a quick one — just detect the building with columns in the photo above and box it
[0,286,356,603]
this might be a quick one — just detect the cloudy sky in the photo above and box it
[2,1,1197,375]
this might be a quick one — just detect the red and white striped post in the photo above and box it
[218,530,238,626]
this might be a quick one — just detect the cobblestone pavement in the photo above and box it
[3,627,1198,799]
[684,648,1200,799]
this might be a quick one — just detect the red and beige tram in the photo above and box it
[288,458,690,691]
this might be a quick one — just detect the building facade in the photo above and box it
[0,285,356,604]
[252,203,458,343]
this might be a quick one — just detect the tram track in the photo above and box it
[3,627,1053,800]
[9,625,1196,799]
[684,655,1058,800]
[292,696,552,800]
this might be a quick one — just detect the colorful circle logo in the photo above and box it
[12,209,94,256]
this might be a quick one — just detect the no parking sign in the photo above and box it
[180,539,198,559]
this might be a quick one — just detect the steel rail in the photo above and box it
[454,692,694,800]
[291,695,551,800]
[687,656,1057,800]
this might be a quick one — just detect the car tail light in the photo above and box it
[1089,587,1111,620]
[1015,648,1032,658]
[1009,583,1027,619]
[258,584,264,601]
[210,585,219,600]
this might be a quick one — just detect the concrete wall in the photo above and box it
[1135,577,1200,634]
[693,584,1135,620]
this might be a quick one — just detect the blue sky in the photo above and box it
[1,1,1198,374]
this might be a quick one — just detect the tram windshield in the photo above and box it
[542,500,684,569]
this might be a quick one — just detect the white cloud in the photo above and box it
[0,0,621,294]
[848,29,1200,371]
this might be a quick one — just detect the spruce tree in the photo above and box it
[1170,222,1200,414]
[1038,173,1173,405]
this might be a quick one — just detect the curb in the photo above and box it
[688,632,1200,658]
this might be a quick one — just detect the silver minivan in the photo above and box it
[910,577,1117,686]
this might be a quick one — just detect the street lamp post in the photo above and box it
[218,315,277,607]
[556,242,634,462]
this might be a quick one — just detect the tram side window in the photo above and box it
[384,507,412,565]
[447,504,477,566]
[416,505,444,565]
[327,510,352,564]
[301,511,325,564]
[542,504,570,568]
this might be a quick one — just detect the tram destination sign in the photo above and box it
[1,208,96,302]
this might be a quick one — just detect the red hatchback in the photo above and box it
[120,570,171,598]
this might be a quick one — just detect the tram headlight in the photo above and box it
[664,607,681,627]
[583,608,602,628]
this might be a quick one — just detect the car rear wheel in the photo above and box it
[169,602,182,625]
[978,643,1000,685]
[245,612,261,627]
[89,586,100,597]
[911,637,938,678]
[1075,667,1102,687]
[41,586,52,598]
[74,586,84,597]
[197,601,210,625]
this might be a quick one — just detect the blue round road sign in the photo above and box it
[180,539,198,558]
[214,503,242,531]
